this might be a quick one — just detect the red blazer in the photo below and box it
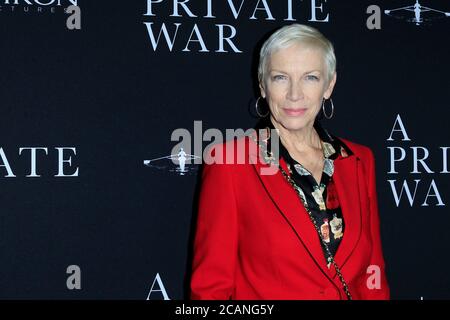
[190,134,390,300]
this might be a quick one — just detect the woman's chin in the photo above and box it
[276,118,312,131]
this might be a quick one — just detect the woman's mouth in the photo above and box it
[282,108,307,116]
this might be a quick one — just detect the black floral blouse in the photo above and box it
[255,117,354,268]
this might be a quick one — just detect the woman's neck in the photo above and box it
[270,116,323,154]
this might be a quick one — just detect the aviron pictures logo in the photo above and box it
[384,0,449,26]
[0,0,77,13]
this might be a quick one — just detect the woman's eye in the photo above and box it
[306,75,319,81]
[272,75,287,81]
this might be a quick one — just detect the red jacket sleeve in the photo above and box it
[361,148,390,299]
[190,162,238,299]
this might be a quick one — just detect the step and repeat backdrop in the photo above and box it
[0,0,449,299]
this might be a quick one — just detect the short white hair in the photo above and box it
[258,24,336,88]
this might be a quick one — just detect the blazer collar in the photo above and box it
[254,116,354,161]
[249,117,362,282]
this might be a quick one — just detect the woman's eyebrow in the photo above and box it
[269,69,288,74]
[269,69,322,74]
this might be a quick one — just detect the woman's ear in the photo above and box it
[324,72,337,99]
[259,82,266,98]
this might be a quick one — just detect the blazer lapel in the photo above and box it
[250,150,333,279]
[329,155,362,278]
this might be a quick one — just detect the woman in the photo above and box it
[190,24,390,300]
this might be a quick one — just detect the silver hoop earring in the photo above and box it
[322,98,334,119]
[255,96,269,117]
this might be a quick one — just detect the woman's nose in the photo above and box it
[287,80,303,101]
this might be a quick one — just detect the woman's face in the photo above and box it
[260,43,336,132]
